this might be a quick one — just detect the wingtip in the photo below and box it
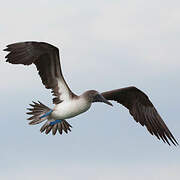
[3,48,8,52]
[172,140,179,147]
[3,44,12,52]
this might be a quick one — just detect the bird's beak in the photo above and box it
[96,94,113,106]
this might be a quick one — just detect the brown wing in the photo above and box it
[101,86,178,146]
[4,41,76,104]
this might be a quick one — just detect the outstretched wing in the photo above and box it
[4,41,76,104]
[101,86,178,146]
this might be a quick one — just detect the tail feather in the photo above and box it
[40,121,50,132]
[27,101,51,125]
[45,125,53,134]
[29,118,46,125]
[52,124,58,135]
[40,120,72,135]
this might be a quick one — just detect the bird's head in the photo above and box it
[84,90,113,106]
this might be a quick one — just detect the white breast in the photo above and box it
[51,98,91,119]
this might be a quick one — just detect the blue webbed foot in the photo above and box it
[49,119,62,126]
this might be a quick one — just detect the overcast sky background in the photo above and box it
[0,0,180,179]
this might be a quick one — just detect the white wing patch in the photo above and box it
[57,78,72,102]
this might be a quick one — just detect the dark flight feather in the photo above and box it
[4,41,75,104]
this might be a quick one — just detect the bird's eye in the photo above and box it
[94,94,99,98]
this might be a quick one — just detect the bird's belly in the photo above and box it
[51,99,91,119]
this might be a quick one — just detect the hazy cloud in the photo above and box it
[1,1,180,180]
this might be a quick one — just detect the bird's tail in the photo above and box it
[27,101,52,125]
[40,119,72,135]
[27,101,72,135]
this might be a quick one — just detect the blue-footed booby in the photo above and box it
[4,41,178,146]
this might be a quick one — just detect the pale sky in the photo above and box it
[0,0,180,180]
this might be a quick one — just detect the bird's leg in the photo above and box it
[49,119,62,126]
[39,110,53,119]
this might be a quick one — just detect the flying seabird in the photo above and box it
[4,41,178,146]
